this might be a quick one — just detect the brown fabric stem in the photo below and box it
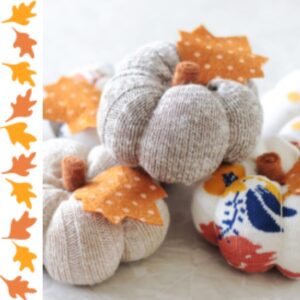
[256,152,286,184]
[172,61,200,86]
[62,156,86,192]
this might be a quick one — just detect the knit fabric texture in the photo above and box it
[99,41,263,185]
[43,139,170,285]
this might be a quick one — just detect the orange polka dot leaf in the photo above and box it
[44,76,101,133]
[177,25,268,85]
[74,166,168,225]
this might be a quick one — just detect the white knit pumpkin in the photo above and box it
[43,139,170,285]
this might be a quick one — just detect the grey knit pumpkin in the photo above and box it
[43,139,169,285]
[99,42,263,185]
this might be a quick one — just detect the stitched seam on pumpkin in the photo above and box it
[102,83,164,145]
[114,43,177,84]
[212,91,232,161]
[60,202,76,283]
[109,70,159,82]
[131,46,179,167]
[153,44,178,82]
[43,187,69,234]
[102,43,178,163]
[71,202,88,284]
[114,87,164,164]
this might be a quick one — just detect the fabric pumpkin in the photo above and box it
[262,70,300,137]
[43,139,169,285]
[99,42,263,185]
[280,116,300,146]
[192,136,300,278]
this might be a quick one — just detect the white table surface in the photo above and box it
[44,0,300,299]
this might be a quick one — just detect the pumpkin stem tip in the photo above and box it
[172,61,200,86]
[256,152,286,185]
[62,156,86,192]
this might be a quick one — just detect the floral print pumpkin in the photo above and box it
[192,136,300,278]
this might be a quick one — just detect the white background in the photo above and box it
[44,0,300,299]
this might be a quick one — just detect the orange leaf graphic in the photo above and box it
[3,1,36,25]
[2,153,36,176]
[6,179,36,209]
[0,275,36,300]
[13,28,37,58]
[3,211,36,240]
[75,166,167,225]
[1,122,36,150]
[177,25,268,84]
[6,89,36,122]
[13,243,37,272]
[3,62,36,86]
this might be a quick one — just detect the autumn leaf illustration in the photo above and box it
[3,62,36,86]
[6,179,36,209]
[6,89,36,122]
[3,211,36,240]
[3,1,36,25]
[1,122,37,150]
[13,28,37,58]
[0,275,36,300]
[13,243,37,272]
[2,153,36,176]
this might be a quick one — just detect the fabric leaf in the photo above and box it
[74,165,167,225]
[13,243,37,272]
[6,89,36,122]
[43,76,101,133]
[6,179,36,209]
[3,1,36,25]
[2,153,36,176]
[3,211,36,240]
[3,62,36,86]
[177,25,268,85]
[0,275,36,300]
[1,122,36,150]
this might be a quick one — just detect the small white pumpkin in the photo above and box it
[192,136,300,278]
